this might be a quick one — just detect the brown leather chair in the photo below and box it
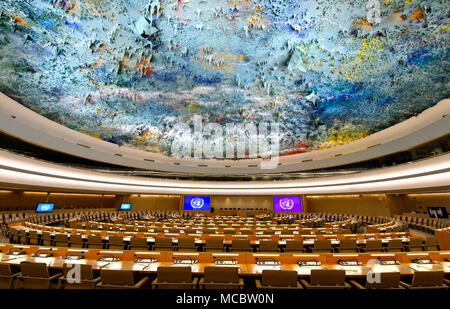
[152,266,198,289]
[97,270,148,289]
[129,237,149,250]
[407,237,424,251]
[312,240,333,253]
[28,230,40,245]
[231,239,251,252]
[177,238,196,252]
[363,239,384,252]
[54,234,69,247]
[350,272,404,289]
[199,266,243,289]
[400,271,448,289]
[284,240,304,253]
[338,239,358,252]
[58,264,101,289]
[255,270,302,289]
[204,238,224,252]
[386,239,404,252]
[301,269,351,289]
[423,237,440,251]
[0,264,21,289]
[69,234,84,248]
[258,240,280,252]
[87,235,104,249]
[41,231,53,246]
[16,262,62,289]
[108,236,125,250]
[154,237,174,251]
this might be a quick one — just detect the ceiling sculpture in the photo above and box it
[0,0,448,159]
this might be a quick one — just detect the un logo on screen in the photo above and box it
[190,198,204,209]
[279,198,294,210]
[41,204,51,211]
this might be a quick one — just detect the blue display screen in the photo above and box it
[183,196,211,211]
[35,203,55,213]
[120,203,131,210]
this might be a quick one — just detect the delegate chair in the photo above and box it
[386,239,404,252]
[199,266,243,289]
[301,269,351,289]
[129,237,149,251]
[349,272,404,289]
[69,234,84,248]
[58,264,101,289]
[97,270,148,289]
[16,262,62,289]
[177,238,196,252]
[255,270,302,289]
[284,240,304,253]
[108,236,125,250]
[423,237,439,251]
[19,230,29,244]
[258,240,280,252]
[87,235,103,249]
[154,237,174,251]
[152,266,198,289]
[400,271,448,289]
[204,238,224,252]
[231,239,252,252]
[338,239,358,252]
[0,264,21,289]
[41,231,52,246]
[407,237,424,251]
[28,230,40,246]
[312,240,333,253]
[363,239,383,252]
[54,234,69,247]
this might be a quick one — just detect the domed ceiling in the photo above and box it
[0,0,448,159]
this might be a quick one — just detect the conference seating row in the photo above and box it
[396,215,450,234]
[8,227,440,253]
[1,245,449,289]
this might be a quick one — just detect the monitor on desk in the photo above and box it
[183,196,211,211]
[35,203,55,213]
[272,196,302,212]
[120,203,131,210]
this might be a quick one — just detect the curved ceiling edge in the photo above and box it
[0,92,449,175]
[0,149,449,195]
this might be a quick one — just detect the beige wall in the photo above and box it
[114,195,181,211]
[404,194,450,215]
[305,194,415,217]
[0,190,115,211]
[1,190,448,217]
[211,195,273,210]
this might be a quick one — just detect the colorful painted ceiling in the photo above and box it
[0,0,448,159]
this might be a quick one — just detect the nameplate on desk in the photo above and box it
[411,258,436,265]
[256,260,280,266]
[7,251,25,256]
[30,253,53,258]
[65,255,84,260]
[135,258,158,263]
[378,260,400,265]
[337,259,361,266]
[97,257,121,262]
[214,259,238,265]
[173,259,198,264]
[297,260,321,266]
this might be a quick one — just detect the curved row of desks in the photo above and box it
[1,244,449,278]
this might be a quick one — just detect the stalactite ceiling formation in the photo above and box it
[0,0,448,158]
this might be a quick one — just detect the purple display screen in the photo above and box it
[272,196,302,212]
